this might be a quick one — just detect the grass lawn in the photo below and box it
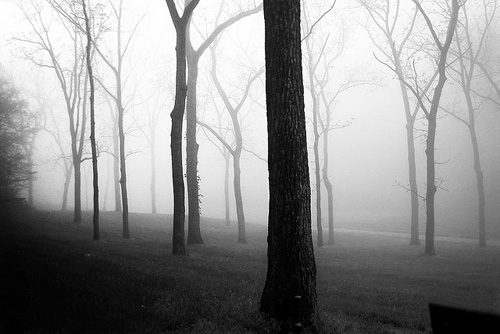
[1,207,499,333]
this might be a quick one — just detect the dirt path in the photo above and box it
[336,228,500,247]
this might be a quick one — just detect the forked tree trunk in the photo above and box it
[415,0,460,256]
[165,0,200,255]
[260,0,318,328]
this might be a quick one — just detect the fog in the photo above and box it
[2,0,499,241]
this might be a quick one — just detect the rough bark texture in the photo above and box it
[260,0,318,328]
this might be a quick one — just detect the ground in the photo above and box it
[1,207,499,333]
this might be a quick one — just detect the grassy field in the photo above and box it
[1,207,499,333]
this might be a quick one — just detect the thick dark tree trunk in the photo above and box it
[260,0,318,328]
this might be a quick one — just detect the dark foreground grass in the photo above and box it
[1,207,499,333]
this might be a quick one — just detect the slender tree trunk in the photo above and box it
[406,120,420,245]
[119,104,129,239]
[62,166,72,211]
[150,134,157,215]
[233,151,246,243]
[393,46,421,246]
[305,34,322,247]
[83,0,99,241]
[418,0,459,256]
[186,55,203,245]
[261,0,318,328]
[73,158,82,223]
[313,136,322,247]
[424,114,437,256]
[322,130,334,245]
[468,125,486,247]
[224,150,230,226]
[102,156,110,211]
[113,113,122,212]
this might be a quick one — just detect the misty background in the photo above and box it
[1,0,499,240]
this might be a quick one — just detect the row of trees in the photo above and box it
[8,0,500,328]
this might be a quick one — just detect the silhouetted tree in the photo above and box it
[81,0,99,241]
[165,0,200,255]
[260,0,318,329]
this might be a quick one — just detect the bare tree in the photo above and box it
[358,0,423,245]
[132,88,165,215]
[80,0,99,240]
[17,0,89,223]
[411,0,462,256]
[198,73,233,226]
[92,0,144,239]
[197,36,263,244]
[260,0,318,329]
[184,0,262,245]
[165,0,200,255]
[446,0,497,247]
